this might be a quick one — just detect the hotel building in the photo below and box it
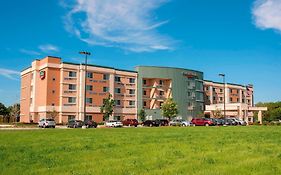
[204,80,267,123]
[20,56,137,123]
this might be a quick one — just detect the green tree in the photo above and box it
[255,102,281,122]
[213,109,223,119]
[0,103,10,123]
[138,109,146,122]
[100,94,115,121]
[47,109,58,120]
[161,98,179,121]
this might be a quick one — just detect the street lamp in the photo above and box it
[219,73,226,119]
[79,51,91,121]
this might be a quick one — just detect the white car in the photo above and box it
[105,120,123,127]
[170,119,193,127]
[38,118,56,128]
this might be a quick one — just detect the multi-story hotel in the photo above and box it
[204,80,267,123]
[20,56,137,123]
[20,56,267,123]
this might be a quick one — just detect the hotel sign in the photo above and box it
[40,71,46,80]
[183,72,197,79]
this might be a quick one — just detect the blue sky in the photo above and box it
[0,0,281,106]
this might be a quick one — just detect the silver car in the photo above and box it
[170,119,193,127]
[38,118,56,128]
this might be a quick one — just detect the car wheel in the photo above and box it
[149,124,152,127]
[205,123,209,126]
[73,125,76,128]
[182,124,186,127]
[135,125,137,127]
[43,124,46,128]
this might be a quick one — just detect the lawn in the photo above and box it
[0,126,281,175]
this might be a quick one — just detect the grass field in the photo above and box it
[1,126,281,175]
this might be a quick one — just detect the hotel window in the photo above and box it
[86,98,93,104]
[206,86,209,90]
[129,78,135,84]
[207,96,210,101]
[159,91,164,96]
[68,97,76,103]
[230,89,233,93]
[242,99,245,103]
[68,115,75,121]
[103,87,109,92]
[85,115,92,121]
[69,71,77,78]
[115,76,121,82]
[87,72,93,78]
[115,100,121,106]
[103,74,109,80]
[69,84,76,90]
[143,79,147,85]
[52,103,55,106]
[188,92,191,97]
[213,97,216,101]
[86,85,93,91]
[52,90,55,94]
[230,97,233,102]
[143,101,147,106]
[115,88,121,94]
[143,90,147,96]
[52,77,56,81]
[220,89,223,93]
[213,88,216,92]
[129,101,135,106]
[220,97,223,101]
[129,89,135,95]
[159,80,164,85]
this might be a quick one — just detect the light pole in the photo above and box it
[219,73,226,119]
[79,51,91,121]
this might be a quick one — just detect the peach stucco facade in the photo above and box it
[20,56,137,123]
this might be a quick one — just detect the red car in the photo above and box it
[122,119,138,127]
[191,118,214,126]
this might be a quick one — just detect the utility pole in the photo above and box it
[219,74,226,119]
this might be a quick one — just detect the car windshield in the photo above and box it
[46,119,54,121]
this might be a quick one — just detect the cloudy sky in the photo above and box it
[0,0,281,105]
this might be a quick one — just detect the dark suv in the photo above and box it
[191,118,215,126]
[84,120,98,128]
[122,119,138,127]
[67,120,84,128]
[143,120,161,127]
[156,119,169,126]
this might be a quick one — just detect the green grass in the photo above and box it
[1,126,281,175]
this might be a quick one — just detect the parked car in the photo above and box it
[38,118,56,128]
[156,119,169,126]
[170,119,193,127]
[122,119,138,127]
[105,120,123,127]
[84,120,98,128]
[191,118,215,126]
[224,118,238,126]
[68,119,84,128]
[143,120,161,127]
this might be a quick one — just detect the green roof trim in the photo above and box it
[134,65,203,74]
[204,80,249,87]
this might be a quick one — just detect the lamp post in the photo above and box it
[219,73,226,119]
[79,51,91,121]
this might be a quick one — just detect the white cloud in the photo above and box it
[20,49,41,56]
[39,44,59,53]
[63,0,174,52]
[0,68,20,80]
[252,0,281,33]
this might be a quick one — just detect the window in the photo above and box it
[242,99,245,103]
[143,90,146,96]
[207,96,210,100]
[87,72,93,78]
[103,87,109,92]
[129,101,135,106]
[115,76,121,82]
[213,88,216,92]
[220,89,223,93]
[237,98,240,102]
[143,101,147,106]
[159,91,164,96]
[52,78,56,81]
[213,96,216,101]
[230,97,233,102]
[115,100,121,106]
[129,78,135,84]
[85,115,92,121]
[103,74,109,80]
[230,89,233,93]
[220,97,223,101]
[68,115,75,121]
[86,98,93,104]
[242,91,244,95]
[69,84,76,90]
[52,103,55,106]
[159,80,164,85]
[115,88,121,94]
[160,102,163,107]
[68,97,76,103]
[86,85,93,91]
[143,79,147,85]
[69,71,77,77]
[129,89,135,95]
[188,92,191,97]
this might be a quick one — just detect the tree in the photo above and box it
[9,103,20,122]
[213,109,223,118]
[138,109,146,122]
[47,109,59,120]
[0,103,10,123]
[100,94,115,121]
[255,102,281,122]
[161,98,179,121]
